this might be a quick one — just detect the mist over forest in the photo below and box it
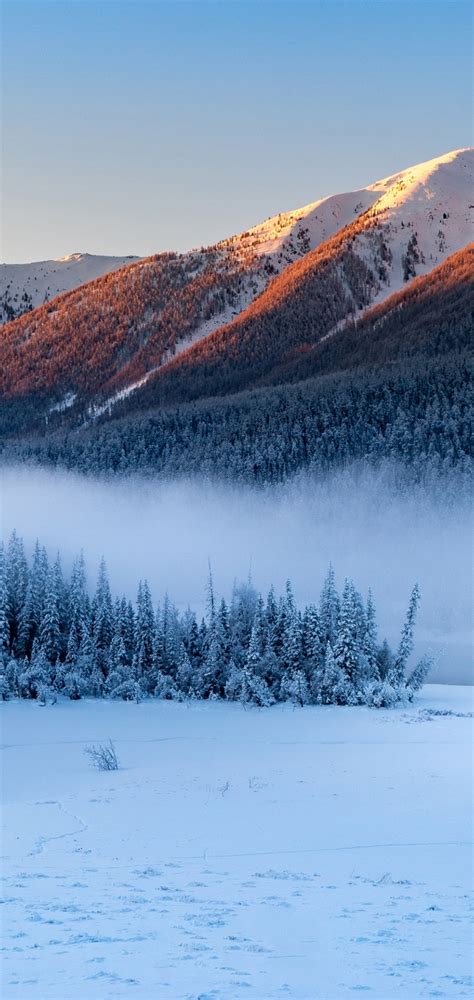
[1,463,471,684]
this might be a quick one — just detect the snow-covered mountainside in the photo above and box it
[92,146,474,411]
[357,147,473,301]
[225,147,473,287]
[0,252,140,323]
[0,148,472,431]
[121,150,473,412]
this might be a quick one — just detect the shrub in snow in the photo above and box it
[108,677,142,702]
[84,740,120,771]
[17,647,52,699]
[364,679,405,709]
[225,663,274,707]
[56,663,89,700]
[280,669,310,707]
[154,670,179,700]
[37,683,57,706]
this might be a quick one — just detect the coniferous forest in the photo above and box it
[0,531,431,710]
[6,358,470,499]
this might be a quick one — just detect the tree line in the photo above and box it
[0,531,431,709]
[8,358,471,499]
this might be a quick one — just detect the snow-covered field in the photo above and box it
[1,685,472,999]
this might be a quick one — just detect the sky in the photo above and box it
[1,0,472,262]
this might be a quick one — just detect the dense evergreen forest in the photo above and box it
[6,359,471,496]
[0,532,430,709]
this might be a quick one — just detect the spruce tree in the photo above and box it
[176,643,194,697]
[319,565,340,647]
[6,531,28,653]
[389,584,421,686]
[333,580,360,700]
[0,545,10,660]
[17,541,48,658]
[406,653,432,697]
[39,567,62,665]
[325,641,353,705]
[133,580,155,690]
[363,589,380,682]
[66,552,90,663]
[92,558,114,678]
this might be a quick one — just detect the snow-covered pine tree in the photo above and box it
[376,639,393,680]
[5,531,28,654]
[91,558,114,679]
[333,580,360,703]
[388,584,421,687]
[52,553,68,660]
[201,598,229,698]
[176,642,194,698]
[322,641,353,705]
[76,622,103,697]
[133,579,155,691]
[206,561,216,628]
[159,592,181,679]
[107,632,139,700]
[405,653,433,698]
[319,564,340,647]
[65,552,90,664]
[363,589,380,682]
[302,603,324,701]
[280,584,307,701]
[246,596,266,675]
[181,609,202,674]
[229,580,258,668]
[17,641,52,699]
[17,541,48,658]
[0,545,10,661]
[123,600,136,664]
[39,565,62,665]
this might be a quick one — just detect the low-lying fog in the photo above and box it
[1,464,472,684]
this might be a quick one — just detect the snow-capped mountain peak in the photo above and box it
[0,251,140,323]
[221,148,472,286]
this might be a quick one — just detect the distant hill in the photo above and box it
[0,252,140,324]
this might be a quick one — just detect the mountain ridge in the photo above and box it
[0,147,472,435]
[0,252,141,324]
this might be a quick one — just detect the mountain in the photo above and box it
[4,243,472,490]
[0,252,140,324]
[0,148,472,434]
[120,242,473,412]
[266,244,473,385]
[120,150,473,410]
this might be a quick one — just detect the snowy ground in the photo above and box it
[1,685,472,1000]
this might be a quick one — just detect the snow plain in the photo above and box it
[1,685,472,999]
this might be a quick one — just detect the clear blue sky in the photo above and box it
[1,0,472,262]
